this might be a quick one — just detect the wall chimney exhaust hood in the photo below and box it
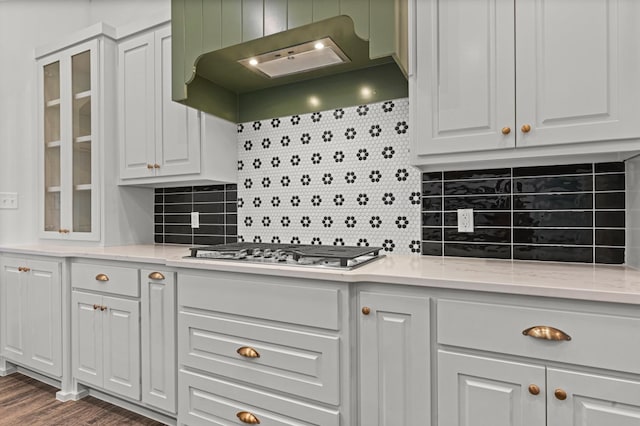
[171,1,409,123]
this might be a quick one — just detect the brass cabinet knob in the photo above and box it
[554,388,567,400]
[528,384,540,395]
[22,267,30,272]
[147,164,154,170]
[236,411,260,424]
[153,163,160,169]
[95,273,109,282]
[501,127,511,135]
[521,124,532,133]
[17,266,24,272]
[237,346,260,358]
[148,271,165,280]
[93,304,99,310]
[522,326,571,341]
[362,306,371,315]
[100,305,107,311]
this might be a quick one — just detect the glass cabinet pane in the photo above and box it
[43,61,61,232]
[71,50,92,233]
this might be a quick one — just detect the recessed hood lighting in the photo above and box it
[238,37,350,79]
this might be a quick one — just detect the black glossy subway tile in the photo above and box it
[154,204,163,214]
[444,212,511,227]
[444,195,511,211]
[444,243,511,259]
[595,192,625,209]
[513,175,592,194]
[226,191,238,202]
[163,203,193,214]
[164,214,191,224]
[422,227,442,241]
[164,193,193,204]
[165,224,193,235]
[422,212,442,227]
[225,184,238,191]
[595,162,625,173]
[154,225,163,234]
[513,228,593,245]
[444,228,511,244]
[421,242,443,256]
[154,194,163,204]
[164,234,193,244]
[226,202,238,213]
[154,214,163,224]
[513,163,592,177]
[595,247,625,264]
[595,211,625,228]
[154,234,163,243]
[513,211,592,228]
[154,188,164,194]
[164,186,193,193]
[422,197,443,211]
[444,168,510,181]
[194,203,225,214]
[513,193,592,210]
[199,213,225,225]
[226,225,238,236]
[513,245,593,263]
[422,181,443,196]
[595,229,625,246]
[422,172,443,181]
[595,174,625,191]
[444,179,510,195]
[225,235,238,244]
[194,235,225,245]
[195,225,225,235]
[226,213,238,224]
[193,191,224,203]
[194,185,225,192]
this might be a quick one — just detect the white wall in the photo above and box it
[0,0,168,245]
[627,157,640,269]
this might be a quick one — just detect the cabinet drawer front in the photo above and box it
[179,273,340,330]
[72,263,139,297]
[438,299,640,374]
[178,370,340,426]
[179,310,340,405]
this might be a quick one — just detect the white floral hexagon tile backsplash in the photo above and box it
[236,97,423,254]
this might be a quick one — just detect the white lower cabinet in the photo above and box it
[0,256,62,377]
[358,290,430,426]
[72,290,140,400]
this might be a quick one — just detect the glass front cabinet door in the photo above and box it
[38,40,99,240]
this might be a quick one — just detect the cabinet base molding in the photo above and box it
[86,387,177,426]
[55,388,89,402]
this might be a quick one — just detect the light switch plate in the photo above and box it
[0,192,18,209]
[457,209,474,232]
[191,211,200,228]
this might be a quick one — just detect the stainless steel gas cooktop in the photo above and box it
[188,242,383,270]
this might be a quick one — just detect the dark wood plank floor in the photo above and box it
[0,373,166,425]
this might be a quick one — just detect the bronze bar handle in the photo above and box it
[554,389,567,400]
[501,127,511,135]
[148,271,165,280]
[236,411,260,424]
[237,346,260,358]
[95,273,109,282]
[362,306,371,315]
[93,304,99,310]
[100,305,107,311]
[521,124,532,133]
[528,384,540,395]
[522,326,571,341]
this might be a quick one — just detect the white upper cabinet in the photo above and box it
[119,25,200,180]
[411,0,640,168]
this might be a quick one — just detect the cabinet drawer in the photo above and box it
[179,310,340,405]
[179,273,341,330]
[178,369,339,426]
[437,299,640,374]
[72,263,139,297]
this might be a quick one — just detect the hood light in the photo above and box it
[238,37,350,79]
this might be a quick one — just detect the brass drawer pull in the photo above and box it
[153,163,160,169]
[522,326,571,341]
[148,271,165,280]
[147,164,154,170]
[93,304,99,310]
[554,388,567,400]
[237,346,260,358]
[18,266,24,272]
[95,273,109,282]
[236,411,260,424]
[21,267,30,272]
[100,305,107,311]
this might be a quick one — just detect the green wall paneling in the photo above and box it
[287,0,313,29]
[339,0,370,40]
[242,0,264,42]
[202,0,222,53]
[312,0,340,21]
[171,0,187,100]
[264,0,288,36]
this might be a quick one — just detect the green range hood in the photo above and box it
[171,0,408,123]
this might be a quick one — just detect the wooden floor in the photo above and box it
[0,373,166,425]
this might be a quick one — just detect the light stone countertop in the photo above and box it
[2,244,640,304]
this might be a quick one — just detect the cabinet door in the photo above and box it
[102,296,140,400]
[118,32,156,179]
[412,0,515,156]
[25,259,61,377]
[141,269,176,413]
[516,0,640,147]
[438,351,546,426]
[72,291,103,388]
[0,258,28,363]
[548,368,640,426]
[359,291,430,426]
[155,26,201,177]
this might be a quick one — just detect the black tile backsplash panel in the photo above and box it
[421,163,626,264]
[154,185,238,246]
